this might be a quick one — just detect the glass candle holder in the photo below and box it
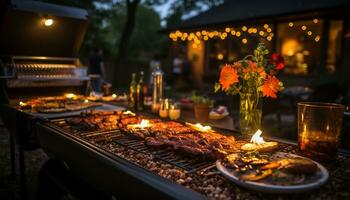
[169,103,181,120]
[298,102,345,161]
[159,98,171,118]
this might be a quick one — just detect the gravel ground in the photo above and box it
[0,119,48,200]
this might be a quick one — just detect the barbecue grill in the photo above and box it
[0,0,89,198]
[35,113,350,199]
[36,115,215,199]
[0,0,89,147]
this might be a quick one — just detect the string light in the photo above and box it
[313,18,319,24]
[289,22,294,27]
[315,35,320,42]
[267,36,272,41]
[301,25,307,30]
[217,53,224,60]
[168,25,276,43]
[307,31,312,36]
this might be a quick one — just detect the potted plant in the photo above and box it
[191,91,214,121]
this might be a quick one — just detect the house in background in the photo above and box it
[165,0,350,90]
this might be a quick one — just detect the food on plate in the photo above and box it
[221,151,321,185]
[19,96,101,113]
[209,106,229,120]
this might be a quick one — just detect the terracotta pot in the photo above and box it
[194,103,210,122]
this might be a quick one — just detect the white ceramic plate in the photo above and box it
[216,152,329,193]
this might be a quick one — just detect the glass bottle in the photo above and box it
[136,71,144,111]
[151,63,164,113]
[129,73,137,109]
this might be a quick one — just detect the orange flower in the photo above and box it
[261,76,280,98]
[243,60,266,79]
[243,60,258,73]
[232,61,242,71]
[219,64,239,91]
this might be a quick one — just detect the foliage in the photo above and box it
[214,43,285,98]
[165,0,224,26]
[191,91,214,107]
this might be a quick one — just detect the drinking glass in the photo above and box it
[169,102,181,120]
[159,98,171,118]
[298,102,345,161]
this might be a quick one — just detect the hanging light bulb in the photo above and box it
[44,18,54,26]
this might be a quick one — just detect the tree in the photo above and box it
[43,0,223,88]
[113,0,140,87]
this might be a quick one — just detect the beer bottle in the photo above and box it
[129,73,137,109]
[136,71,144,111]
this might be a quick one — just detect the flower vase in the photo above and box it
[239,92,262,135]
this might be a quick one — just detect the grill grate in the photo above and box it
[50,119,214,173]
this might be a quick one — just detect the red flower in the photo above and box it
[270,53,285,70]
[261,76,280,98]
[219,64,239,91]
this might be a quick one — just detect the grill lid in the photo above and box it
[0,0,88,57]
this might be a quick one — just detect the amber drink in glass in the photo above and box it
[298,102,345,161]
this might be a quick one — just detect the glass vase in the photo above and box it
[239,92,262,136]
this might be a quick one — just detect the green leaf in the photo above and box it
[214,82,221,93]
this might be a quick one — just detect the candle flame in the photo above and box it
[84,99,89,103]
[65,93,76,99]
[128,119,151,129]
[112,94,117,98]
[250,129,265,145]
[19,101,27,106]
[123,110,136,116]
[140,119,151,128]
[186,122,212,132]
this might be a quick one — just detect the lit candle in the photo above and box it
[169,105,181,120]
[159,109,168,118]
[65,93,76,99]
[112,94,117,99]
[241,130,278,152]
